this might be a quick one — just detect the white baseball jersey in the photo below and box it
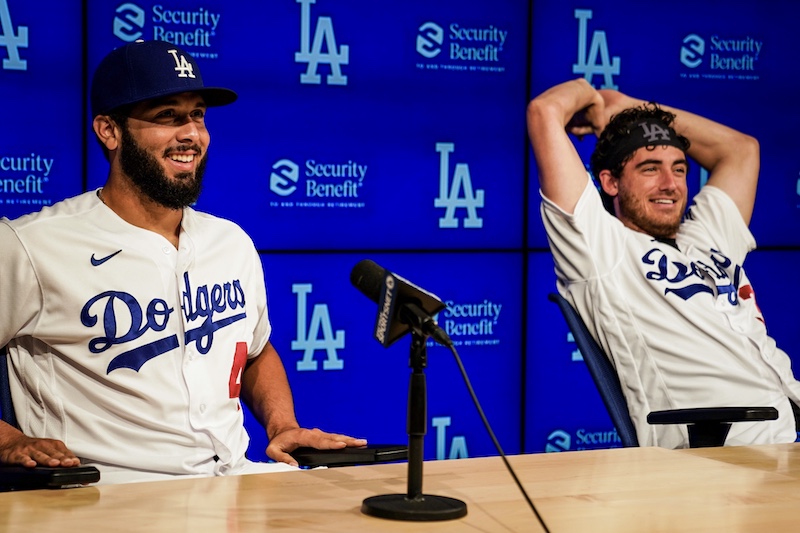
[0,190,272,475]
[541,176,800,448]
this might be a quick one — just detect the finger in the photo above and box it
[266,443,299,467]
[308,430,367,449]
[27,441,81,467]
[8,453,38,468]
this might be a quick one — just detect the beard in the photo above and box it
[617,185,685,239]
[119,125,207,210]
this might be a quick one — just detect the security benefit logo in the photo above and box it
[0,153,55,207]
[0,0,27,71]
[545,428,621,452]
[113,2,222,58]
[269,157,366,210]
[572,9,620,90]
[415,19,509,73]
[295,0,348,85]
[680,30,763,82]
[434,143,484,229]
[437,298,502,348]
[291,283,345,372]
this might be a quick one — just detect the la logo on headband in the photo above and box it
[167,49,195,79]
[638,121,672,143]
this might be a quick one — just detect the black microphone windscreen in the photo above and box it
[350,259,385,303]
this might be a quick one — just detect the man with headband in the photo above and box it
[527,78,800,448]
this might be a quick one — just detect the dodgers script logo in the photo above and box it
[642,247,743,304]
[0,0,28,71]
[80,272,246,373]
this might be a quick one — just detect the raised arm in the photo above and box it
[664,104,759,224]
[240,341,366,466]
[526,78,605,213]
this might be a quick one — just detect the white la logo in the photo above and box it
[295,0,349,85]
[638,122,671,143]
[0,0,28,71]
[432,416,469,460]
[292,283,344,371]
[433,143,484,229]
[572,9,620,90]
[167,49,195,79]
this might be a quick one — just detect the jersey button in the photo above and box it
[161,246,171,254]
[199,404,207,414]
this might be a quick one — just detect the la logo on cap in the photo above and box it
[167,49,196,79]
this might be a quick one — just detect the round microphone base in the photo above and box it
[361,493,467,521]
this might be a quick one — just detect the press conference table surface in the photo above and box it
[3,444,800,533]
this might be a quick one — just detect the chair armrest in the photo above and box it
[646,407,778,447]
[647,407,778,425]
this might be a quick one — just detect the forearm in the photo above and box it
[529,78,602,129]
[527,78,603,212]
[654,102,758,174]
[657,101,759,222]
[240,342,299,440]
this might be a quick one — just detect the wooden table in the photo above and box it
[3,444,800,532]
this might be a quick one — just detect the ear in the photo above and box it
[597,169,619,197]
[92,115,121,152]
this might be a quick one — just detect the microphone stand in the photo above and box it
[361,330,468,521]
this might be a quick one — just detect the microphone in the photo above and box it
[350,259,452,348]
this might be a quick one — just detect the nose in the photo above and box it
[176,117,200,143]
[658,169,678,191]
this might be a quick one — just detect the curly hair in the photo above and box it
[590,102,690,215]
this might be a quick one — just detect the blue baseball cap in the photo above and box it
[90,40,237,117]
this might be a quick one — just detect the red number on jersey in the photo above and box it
[229,342,248,399]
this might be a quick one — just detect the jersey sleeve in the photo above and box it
[0,221,43,347]
[540,174,629,284]
[246,242,271,360]
[679,185,755,264]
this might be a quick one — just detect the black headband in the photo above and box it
[603,119,685,170]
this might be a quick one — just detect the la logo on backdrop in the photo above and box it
[434,143,485,229]
[0,0,28,71]
[572,8,620,90]
[291,283,345,372]
[0,0,62,214]
[295,0,348,85]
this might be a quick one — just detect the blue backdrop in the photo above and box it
[1,0,798,460]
